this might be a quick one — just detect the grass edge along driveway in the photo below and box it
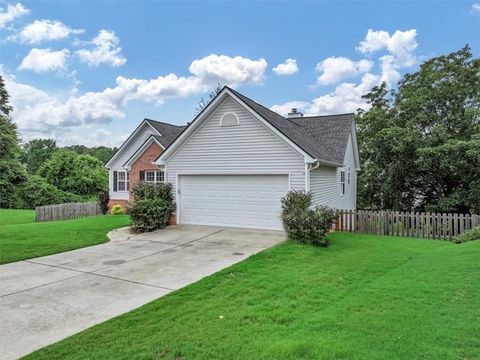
[0,209,130,264]
[24,232,480,360]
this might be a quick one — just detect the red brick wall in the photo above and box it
[129,142,164,200]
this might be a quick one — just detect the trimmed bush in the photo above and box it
[129,182,175,233]
[453,225,480,243]
[130,198,174,232]
[281,190,337,247]
[130,182,174,203]
[281,190,311,215]
[98,191,110,215]
[110,204,124,215]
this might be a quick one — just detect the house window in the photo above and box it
[340,170,345,195]
[347,166,351,185]
[144,170,165,184]
[115,171,129,192]
[146,170,155,182]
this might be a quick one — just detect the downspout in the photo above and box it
[305,159,320,192]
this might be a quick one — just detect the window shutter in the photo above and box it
[139,170,145,181]
[113,171,118,191]
[126,171,130,191]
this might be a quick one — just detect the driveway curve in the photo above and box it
[0,225,285,359]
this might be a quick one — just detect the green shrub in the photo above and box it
[110,204,124,215]
[131,182,174,203]
[281,190,311,215]
[98,191,110,215]
[17,175,83,209]
[281,190,337,247]
[130,198,174,232]
[453,225,480,243]
[129,182,175,233]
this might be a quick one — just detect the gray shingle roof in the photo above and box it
[145,119,186,148]
[227,87,353,165]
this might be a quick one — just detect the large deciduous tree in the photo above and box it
[356,45,480,213]
[0,75,27,208]
[22,139,58,174]
[38,150,108,196]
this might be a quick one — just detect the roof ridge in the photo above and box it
[293,113,355,119]
[144,118,185,127]
[226,87,287,119]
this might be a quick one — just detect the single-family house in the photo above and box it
[106,86,360,230]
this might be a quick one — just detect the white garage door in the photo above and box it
[179,175,289,230]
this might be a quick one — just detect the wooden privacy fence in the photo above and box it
[35,202,102,222]
[335,210,480,240]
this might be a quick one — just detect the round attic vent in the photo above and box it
[220,112,239,127]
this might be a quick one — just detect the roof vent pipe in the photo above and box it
[288,108,303,118]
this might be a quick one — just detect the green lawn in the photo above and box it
[0,208,36,226]
[25,233,479,360]
[0,210,130,264]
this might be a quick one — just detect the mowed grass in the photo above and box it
[0,210,130,264]
[0,208,35,226]
[25,233,480,360]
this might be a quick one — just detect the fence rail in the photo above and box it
[335,210,480,240]
[35,202,101,222]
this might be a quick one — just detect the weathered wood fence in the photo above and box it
[35,202,102,222]
[335,210,480,240]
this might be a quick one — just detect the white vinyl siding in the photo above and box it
[165,97,306,202]
[310,134,356,210]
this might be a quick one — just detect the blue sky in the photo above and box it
[1,0,479,147]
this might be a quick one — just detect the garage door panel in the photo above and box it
[179,175,288,230]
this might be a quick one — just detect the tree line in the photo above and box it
[356,45,479,214]
[1,45,479,213]
[0,78,116,209]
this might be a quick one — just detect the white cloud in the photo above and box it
[272,73,381,116]
[18,48,70,73]
[0,2,29,29]
[315,57,373,85]
[76,29,126,67]
[189,54,267,85]
[19,19,84,44]
[270,101,309,116]
[472,3,480,13]
[378,55,401,86]
[271,28,417,117]
[307,73,380,114]
[272,59,299,75]
[357,28,417,67]
[5,53,268,142]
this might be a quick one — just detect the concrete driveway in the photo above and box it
[0,225,285,359]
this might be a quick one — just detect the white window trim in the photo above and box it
[145,169,165,184]
[219,111,240,127]
[340,170,346,196]
[116,170,129,192]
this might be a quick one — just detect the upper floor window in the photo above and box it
[347,166,351,185]
[340,170,346,195]
[220,112,239,127]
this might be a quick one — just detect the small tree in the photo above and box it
[98,190,110,215]
[195,83,223,115]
